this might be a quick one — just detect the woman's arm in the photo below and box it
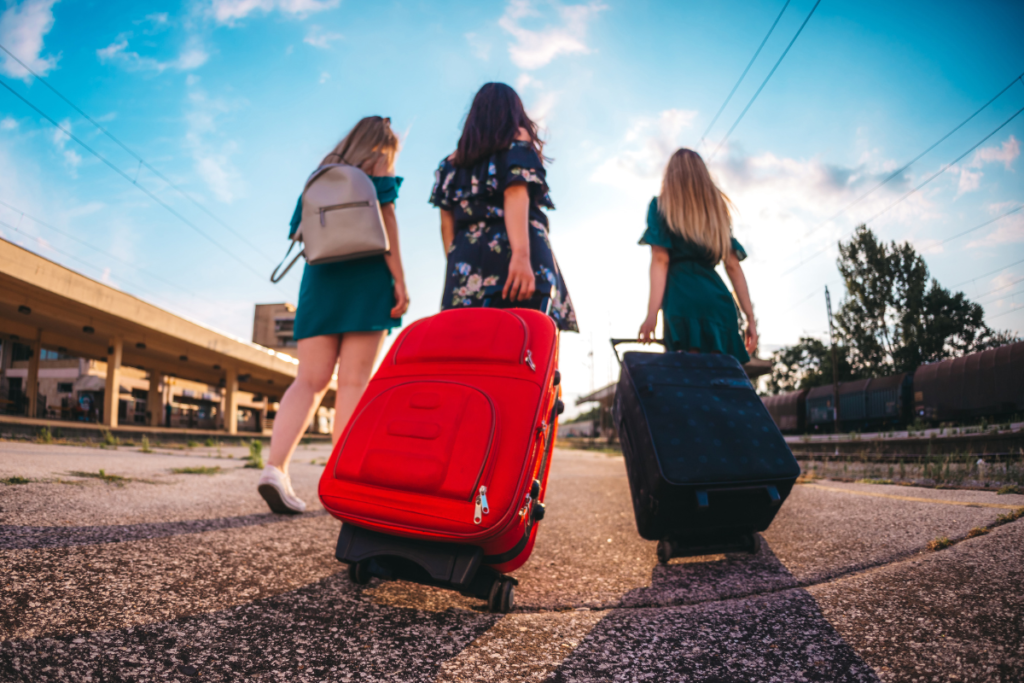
[440,209,455,256]
[380,202,409,318]
[723,250,758,354]
[502,183,535,301]
[639,246,669,343]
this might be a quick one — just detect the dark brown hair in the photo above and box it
[452,83,546,168]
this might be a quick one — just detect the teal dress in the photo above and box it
[290,176,402,340]
[640,197,750,363]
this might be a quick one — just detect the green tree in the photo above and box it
[766,337,854,395]
[765,225,1018,393]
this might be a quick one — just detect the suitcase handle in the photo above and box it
[610,338,666,365]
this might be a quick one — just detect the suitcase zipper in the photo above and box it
[524,349,536,371]
[473,485,490,525]
[319,201,372,226]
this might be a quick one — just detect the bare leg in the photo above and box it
[268,335,341,473]
[332,331,387,444]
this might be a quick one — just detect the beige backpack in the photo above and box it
[270,164,390,283]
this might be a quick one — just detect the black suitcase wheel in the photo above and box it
[487,577,515,613]
[348,560,371,585]
[656,540,674,564]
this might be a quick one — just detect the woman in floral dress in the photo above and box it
[429,82,577,332]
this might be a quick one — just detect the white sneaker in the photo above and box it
[258,465,307,514]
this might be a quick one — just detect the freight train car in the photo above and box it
[913,341,1024,422]
[761,389,807,433]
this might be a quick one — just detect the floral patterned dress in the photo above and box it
[428,141,578,332]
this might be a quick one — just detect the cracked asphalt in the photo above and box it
[1,441,1022,682]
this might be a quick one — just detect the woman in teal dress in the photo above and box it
[259,116,409,514]
[638,148,758,363]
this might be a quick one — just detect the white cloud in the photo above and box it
[319,71,330,84]
[0,117,17,131]
[966,212,1024,249]
[185,87,244,203]
[465,32,491,61]
[0,0,60,81]
[100,267,113,284]
[208,0,340,25]
[591,109,699,190]
[303,24,342,48]
[97,33,209,73]
[499,0,606,70]
[49,118,81,173]
[957,134,1019,196]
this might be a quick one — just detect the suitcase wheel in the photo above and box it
[348,560,372,585]
[656,540,673,565]
[487,577,515,613]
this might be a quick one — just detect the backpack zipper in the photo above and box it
[319,201,372,226]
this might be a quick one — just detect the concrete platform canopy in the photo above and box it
[0,238,332,433]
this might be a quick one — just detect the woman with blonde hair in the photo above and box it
[638,148,757,361]
[258,116,409,514]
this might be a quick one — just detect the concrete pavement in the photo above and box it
[1,440,1022,681]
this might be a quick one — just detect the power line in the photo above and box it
[0,197,206,302]
[708,0,822,161]
[798,72,1024,242]
[974,276,1024,303]
[0,78,273,285]
[950,256,1024,289]
[0,42,275,265]
[935,204,1022,247]
[782,104,1024,276]
[987,302,1024,321]
[699,0,791,148]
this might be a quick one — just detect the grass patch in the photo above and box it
[965,527,989,539]
[927,536,953,551]
[993,507,1024,527]
[1,475,31,485]
[171,466,222,475]
[69,468,129,485]
[36,427,53,444]
[856,478,894,485]
[100,430,118,448]
[245,440,265,469]
[204,438,217,448]
[997,485,1021,495]
[140,435,152,453]
[185,440,199,449]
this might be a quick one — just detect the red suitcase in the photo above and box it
[318,307,562,612]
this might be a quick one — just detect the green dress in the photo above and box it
[640,197,750,363]
[290,176,402,340]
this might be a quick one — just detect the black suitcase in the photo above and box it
[610,340,800,563]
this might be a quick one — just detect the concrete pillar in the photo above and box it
[0,335,14,401]
[224,366,238,435]
[147,370,163,427]
[260,396,270,435]
[26,328,41,418]
[103,335,123,427]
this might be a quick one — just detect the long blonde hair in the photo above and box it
[320,116,399,174]
[657,148,733,263]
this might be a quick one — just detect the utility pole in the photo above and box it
[825,286,841,436]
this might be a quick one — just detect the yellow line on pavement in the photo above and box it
[804,483,1022,510]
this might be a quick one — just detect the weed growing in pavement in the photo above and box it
[186,440,198,449]
[927,537,953,551]
[140,435,152,453]
[1,476,31,485]
[101,430,118,448]
[965,527,989,539]
[245,440,264,469]
[171,466,222,475]
[992,508,1024,527]
[70,469,130,486]
[36,427,52,444]
[856,478,894,485]
[205,438,216,448]
[997,485,1021,495]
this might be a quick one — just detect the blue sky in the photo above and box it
[1,0,1022,411]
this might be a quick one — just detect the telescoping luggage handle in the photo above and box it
[610,338,666,366]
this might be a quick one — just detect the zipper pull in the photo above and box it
[524,349,536,371]
[473,485,490,524]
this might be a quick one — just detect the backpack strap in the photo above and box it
[270,238,304,283]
